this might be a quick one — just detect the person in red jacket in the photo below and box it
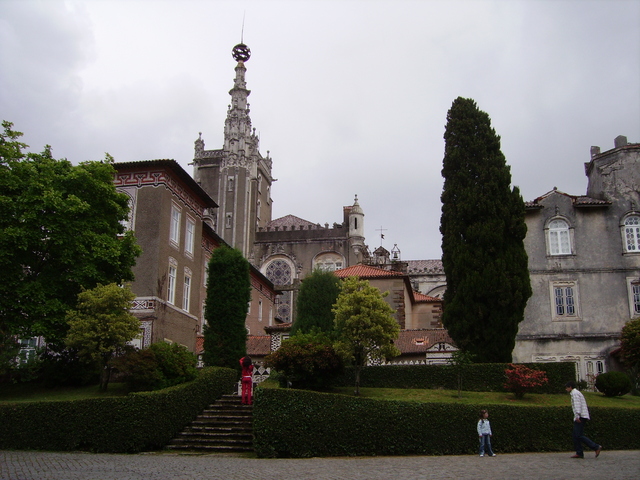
[239,356,254,405]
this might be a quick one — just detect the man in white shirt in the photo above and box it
[565,381,602,458]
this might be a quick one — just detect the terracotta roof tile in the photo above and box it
[264,322,292,334]
[413,291,441,303]
[394,329,455,354]
[334,264,404,279]
[247,335,271,356]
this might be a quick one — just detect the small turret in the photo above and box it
[348,195,365,241]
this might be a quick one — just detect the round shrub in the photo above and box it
[264,332,343,390]
[595,371,632,397]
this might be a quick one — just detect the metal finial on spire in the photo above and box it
[232,13,251,62]
[232,43,251,62]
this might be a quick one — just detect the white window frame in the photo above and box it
[550,281,580,321]
[622,215,640,253]
[258,299,263,322]
[546,218,572,255]
[627,277,640,317]
[184,217,195,256]
[167,261,177,305]
[183,272,191,312]
[170,204,181,246]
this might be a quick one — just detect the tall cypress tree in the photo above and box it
[440,97,531,363]
[203,246,251,370]
[291,269,342,336]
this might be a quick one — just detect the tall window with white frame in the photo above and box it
[183,272,191,312]
[623,215,640,252]
[167,262,177,305]
[185,217,195,256]
[548,219,571,255]
[170,205,181,246]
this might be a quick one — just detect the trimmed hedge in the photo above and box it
[0,367,237,453]
[331,363,575,394]
[253,387,640,458]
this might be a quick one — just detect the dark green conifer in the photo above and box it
[203,246,251,370]
[440,97,531,363]
[291,269,342,336]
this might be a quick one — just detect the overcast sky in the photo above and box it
[1,0,639,260]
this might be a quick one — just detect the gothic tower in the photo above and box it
[193,43,274,258]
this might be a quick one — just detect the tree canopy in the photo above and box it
[291,268,342,336]
[0,121,140,346]
[333,276,400,395]
[65,283,141,390]
[439,98,531,363]
[202,246,251,370]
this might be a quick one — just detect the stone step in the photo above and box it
[166,395,253,453]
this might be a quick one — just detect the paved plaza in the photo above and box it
[1,449,639,480]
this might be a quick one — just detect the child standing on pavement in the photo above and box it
[477,409,496,457]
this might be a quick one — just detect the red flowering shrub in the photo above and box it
[503,363,549,399]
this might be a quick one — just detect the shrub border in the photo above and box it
[0,367,237,453]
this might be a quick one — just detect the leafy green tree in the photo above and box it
[113,342,197,391]
[0,121,140,346]
[447,350,475,398]
[202,246,251,370]
[291,269,342,336]
[264,331,343,389]
[439,98,531,363]
[332,277,400,395]
[620,317,640,394]
[621,317,640,368]
[65,283,141,390]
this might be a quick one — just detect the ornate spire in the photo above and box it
[223,43,258,166]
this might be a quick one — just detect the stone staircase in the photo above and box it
[166,394,253,453]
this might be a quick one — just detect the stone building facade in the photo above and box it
[113,159,278,353]
[512,136,640,383]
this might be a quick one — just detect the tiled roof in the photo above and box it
[334,264,404,279]
[196,335,204,355]
[413,291,441,303]
[526,188,610,209]
[266,214,318,229]
[394,329,455,354]
[406,259,444,274]
[264,322,292,333]
[247,335,271,356]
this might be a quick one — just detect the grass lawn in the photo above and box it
[331,387,640,408]
[0,382,129,403]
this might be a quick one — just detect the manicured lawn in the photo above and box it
[331,387,640,408]
[0,382,129,403]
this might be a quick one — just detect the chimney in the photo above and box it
[614,135,628,148]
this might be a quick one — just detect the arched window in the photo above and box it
[548,219,571,255]
[623,215,640,252]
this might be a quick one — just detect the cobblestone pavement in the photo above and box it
[1,450,639,480]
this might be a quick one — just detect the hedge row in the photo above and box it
[0,367,237,453]
[253,387,640,458]
[330,362,576,394]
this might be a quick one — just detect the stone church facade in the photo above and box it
[192,45,370,325]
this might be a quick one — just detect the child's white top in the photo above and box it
[477,419,492,436]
